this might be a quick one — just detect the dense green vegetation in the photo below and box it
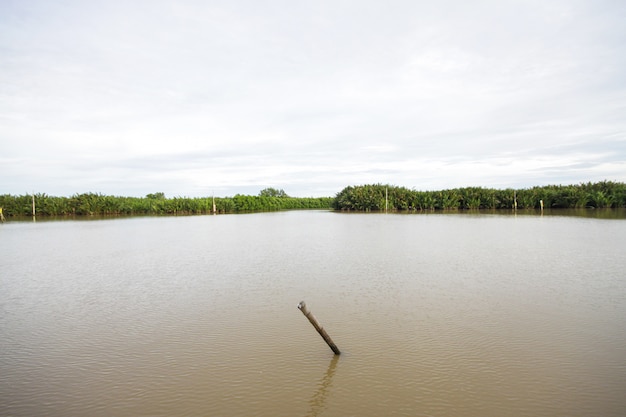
[0,191,333,217]
[2,181,624,217]
[332,181,626,211]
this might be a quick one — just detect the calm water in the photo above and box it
[1,210,625,416]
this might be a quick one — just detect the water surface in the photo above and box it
[1,211,625,416]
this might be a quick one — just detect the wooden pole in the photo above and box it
[385,187,388,213]
[297,301,340,355]
[32,193,36,217]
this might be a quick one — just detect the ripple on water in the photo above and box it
[1,212,625,416]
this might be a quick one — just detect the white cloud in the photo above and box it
[1,0,625,197]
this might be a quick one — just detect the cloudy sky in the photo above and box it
[1,0,625,197]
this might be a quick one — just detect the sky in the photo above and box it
[1,0,625,198]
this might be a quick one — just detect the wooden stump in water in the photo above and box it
[297,301,341,355]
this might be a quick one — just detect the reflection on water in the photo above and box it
[1,210,625,416]
[514,207,626,219]
[307,355,339,417]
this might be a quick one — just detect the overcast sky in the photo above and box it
[1,0,625,198]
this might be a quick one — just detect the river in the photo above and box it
[1,210,625,416]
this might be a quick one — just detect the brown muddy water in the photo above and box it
[1,210,625,416]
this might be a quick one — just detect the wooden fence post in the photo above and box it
[297,301,341,355]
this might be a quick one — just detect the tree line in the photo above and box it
[0,191,333,217]
[332,181,626,211]
[2,181,624,217]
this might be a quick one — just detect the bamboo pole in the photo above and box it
[297,301,340,355]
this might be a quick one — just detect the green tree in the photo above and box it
[259,188,288,198]
[146,192,166,200]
